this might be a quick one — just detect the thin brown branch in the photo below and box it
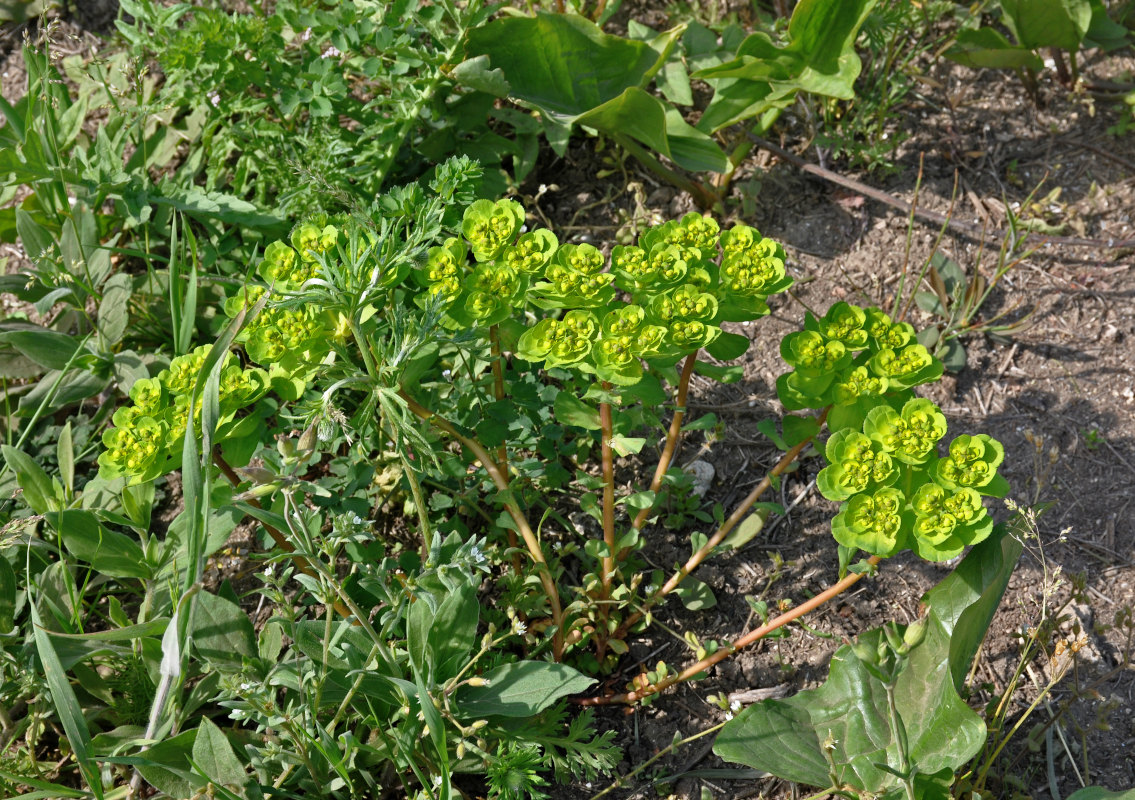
[581,554,882,705]
[614,407,829,640]
[633,353,698,532]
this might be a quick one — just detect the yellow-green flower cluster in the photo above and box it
[224,286,330,366]
[99,346,268,484]
[819,392,1006,561]
[778,302,942,416]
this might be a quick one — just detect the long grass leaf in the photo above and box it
[30,601,103,798]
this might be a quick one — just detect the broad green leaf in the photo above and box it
[554,391,602,430]
[674,576,716,610]
[1067,789,1135,800]
[456,661,595,717]
[133,729,198,799]
[1001,0,1091,51]
[452,55,510,96]
[97,272,131,347]
[1,444,56,513]
[694,0,876,133]
[705,330,750,360]
[191,591,256,667]
[466,12,727,172]
[191,717,247,791]
[944,28,1045,71]
[719,505,773,549]
[408,577,479,681]
[715,525,1020,793]
[48,510,150,580]
[0,327,84,370]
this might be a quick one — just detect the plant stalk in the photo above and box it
[398,389,565,658]
[597,392,617,645]
[490,324,523,573]
[213,449,352,619]
[582,553,882,705]
[633,352,698,531]
[615,407,829,640]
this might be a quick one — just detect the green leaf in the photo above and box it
[191,591,256,667]
[134,729,198,800]
[1001,0,1091,51]
[783,414,820,447]
[466,12,727,172]
[408,577,479,681]
[0,327,84,370]
[47,510,150,580]
[944,27,1045,71]
[694,0,876,132]
[705,330,750,360]
[693,360,743,383]
[191,717,247,791]
[719,505,775,550]
[57,420,74,494]
[31,600,102,798]
[1067,789,1135,800]
[1,444,56,513]
[715,525,1020,793]
[97,272,131,347]
[674,576,716,610]
[0,556,15,631]
[452,55,510,96]
[554,391,602,430]
[456,661,595,717]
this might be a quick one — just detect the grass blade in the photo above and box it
[30,600,102,798]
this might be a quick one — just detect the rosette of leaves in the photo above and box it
[98,345,269,484]
[778,304,942,431]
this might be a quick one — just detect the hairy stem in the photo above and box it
[633,352,698,532]
[582,553,882,705]
[615,407,829,640]
[398,389,565,659]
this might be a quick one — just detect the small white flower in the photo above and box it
[513,620,527,636]
[240,682,254,692]
[725,711,734,720]
[300,28,313,42]
[730,700,742,712]
[207,90,220,108]
[470,545,486,564]
[321,45,341,59]
[263,564,275,579]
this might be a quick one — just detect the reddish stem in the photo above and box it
[633,353,698,532]
[579,555,883,705]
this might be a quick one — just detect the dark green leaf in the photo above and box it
[1,444,56,513]
[47,510,150,580]
[554,391,602,430]
[0,328,84,370]
[705,330,751,360]
[456,661,595,717]
[191,717,247,790]
[97,273,131,347]
[191,591,256,667]
[674,576,716,610]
